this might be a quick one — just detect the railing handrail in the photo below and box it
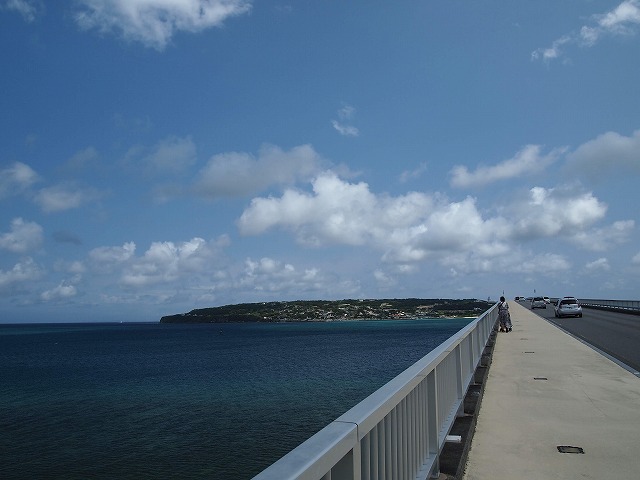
[253,303,499,480]
[578,299,640,312]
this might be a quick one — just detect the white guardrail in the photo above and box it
[253,303,499,480]
[579,299,640,311]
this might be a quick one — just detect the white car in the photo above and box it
[554,297,583,318]
[531,296,546,309]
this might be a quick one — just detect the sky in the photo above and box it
[1,0,640,323]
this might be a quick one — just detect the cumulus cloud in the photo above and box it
[194,144,324,198]
[121,236,229,287]
[238,173,614,270]
[41,282,78,301]
[238,172,429,248]
[90,242,137,265]
[566,129,640,177]
[584,257,611,272]
[239,257,329,296]
[532,0,640,62]
[33,183,100,213]
[450,145,563,188]
[509,186,608,240]
[86,236,231,291]
[0,257,44,290]
[74,0,252,50]
[1,0,43,22]
[580,0,640,45]
[0,218,43,253]
[570,220,634,251]
[238,172,498,262]
[0,162,39,199]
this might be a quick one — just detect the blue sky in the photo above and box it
[1,0,639,323]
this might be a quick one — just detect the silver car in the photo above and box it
[554,297,583,318]
[531,296,546,309]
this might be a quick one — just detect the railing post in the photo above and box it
[455,344,466,418]
[427,369,440,479]
[331,443,359,480]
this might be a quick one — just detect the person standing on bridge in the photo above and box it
[498,296,512,332]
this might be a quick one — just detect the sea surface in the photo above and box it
[0,318,473,479]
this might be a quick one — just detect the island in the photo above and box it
[160,298,491,323]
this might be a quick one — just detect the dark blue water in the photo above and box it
[0,318,472,479]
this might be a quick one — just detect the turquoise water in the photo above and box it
[0,318,472,479]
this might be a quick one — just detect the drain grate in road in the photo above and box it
[533,377,548,380]
[557,446,585,454]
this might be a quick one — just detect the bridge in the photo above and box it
[462,301,640,480]
[252,300,640,479]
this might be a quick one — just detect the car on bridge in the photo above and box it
[531,296,546,309]
[554,297,583,318]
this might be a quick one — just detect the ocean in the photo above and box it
[0,318,472,479]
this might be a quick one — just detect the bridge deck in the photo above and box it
[462,301,640,479]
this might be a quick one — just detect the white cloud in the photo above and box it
[1,0,43,22]
[53,260,85,282]
[238,172,416,247]
[238,172,497,262]
[0,218,43,253]
[519,253,571,274]
[85,236,231,298]
[450,145,563,188]
[90,242,137,265]
[530,35,571,62]
[240,257,329,295]
[581,0,640,45]
[632,252,640,264]
[331,104,359,137]
[373,269,397,288]
[121,236,227,287]
[144,135,197,173]
[123,136,197,175]
[533,1,640,62]
[584,257,611,272]
[0,257,44,290]
[399,162,428,183]
[34,183,100,213]
[41,282,78,301]
[194,144,324,198]
[567,129,640,177]
[442,250,570,276]
[0,162,39,199]
[238,173,613,271]
[509,186,607,239]
[74,0,252,50]
[570,220,634,251]
[332,121,359,137]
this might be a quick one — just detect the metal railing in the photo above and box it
[253,303,499,480]
[578,299,640,312]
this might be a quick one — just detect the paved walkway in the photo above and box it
[462,301,640,479]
